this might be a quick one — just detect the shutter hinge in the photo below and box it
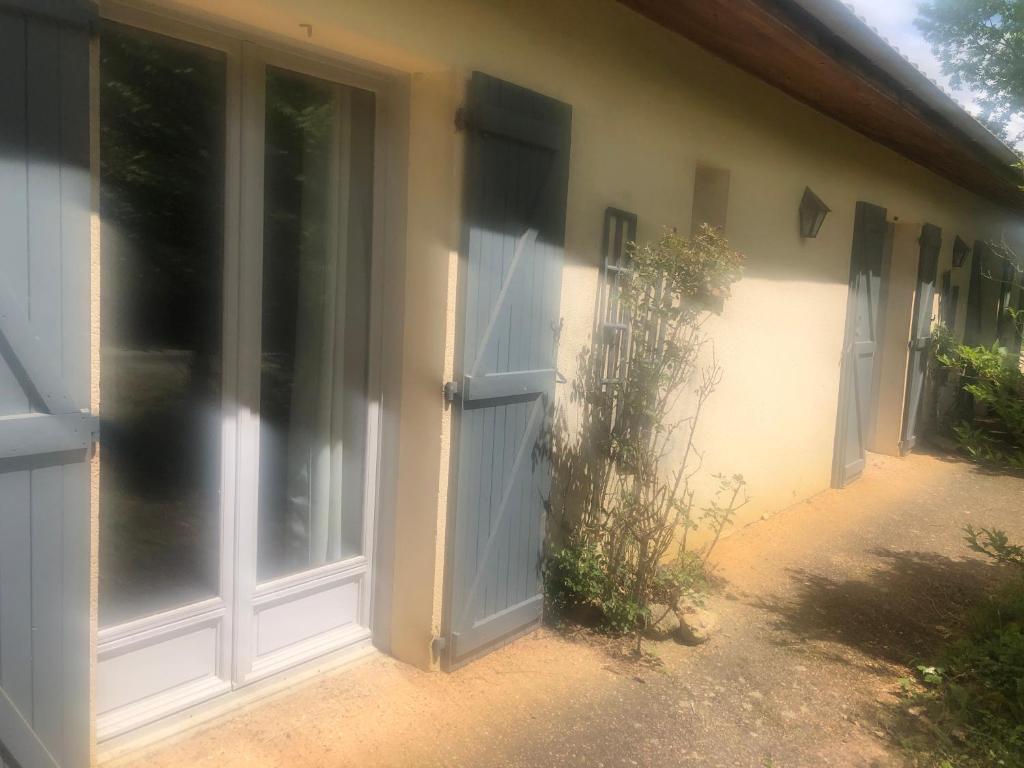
[431,635,447,660]
[443,380,459,402]
[85,410,100,460]
[454,106,467,133]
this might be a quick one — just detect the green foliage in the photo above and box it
[932,336,1024,468]
[545,226,748,643]
[965,526,1024,571]
[904,585,1024,767]
[544,540,607,615]
[916,1,1024,143]
[897,530,1024,766]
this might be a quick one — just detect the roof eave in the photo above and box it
[618,0,1024,212]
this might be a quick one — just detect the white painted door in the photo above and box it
[96,8,386,741]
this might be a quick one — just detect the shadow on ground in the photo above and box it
[915,440,1024,481]
[756,548,1004,667]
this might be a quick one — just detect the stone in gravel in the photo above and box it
[675,599,719,644]
[643,603,681,639]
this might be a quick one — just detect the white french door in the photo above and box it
[232,43,381,685]
[96,6,388,741]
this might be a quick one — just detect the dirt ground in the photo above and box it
[118,451,1024,768]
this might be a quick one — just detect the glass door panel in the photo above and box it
[256,67,374,582]
[98,21,227,627]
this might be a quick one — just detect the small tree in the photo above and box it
[546,226,748,649]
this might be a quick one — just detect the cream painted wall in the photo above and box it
[118,0,1024,670]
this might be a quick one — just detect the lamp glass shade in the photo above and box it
[799,187,830,238]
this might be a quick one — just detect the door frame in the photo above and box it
[899,224,940,454]
[95,0,405,742]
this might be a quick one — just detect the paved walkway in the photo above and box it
[118,452,1024,767]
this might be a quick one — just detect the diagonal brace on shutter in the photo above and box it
[0,685,60,768]
[0,274,97,460]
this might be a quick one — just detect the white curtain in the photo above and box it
[285,87,353,568]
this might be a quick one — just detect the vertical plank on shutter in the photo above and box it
[0,12,34,746]
[0,11,29,418]
[26,17,67,759]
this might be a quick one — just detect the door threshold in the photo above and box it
[97,637,377,766]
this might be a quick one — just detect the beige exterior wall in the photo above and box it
[116,0,1024,670]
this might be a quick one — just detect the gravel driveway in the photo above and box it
[118,451,1024,768]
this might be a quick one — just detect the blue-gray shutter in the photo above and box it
[832,201,886,487]
[444,72,571,666]
[0,2,95,767]
[965,240,995,347]
[900,224,940,453]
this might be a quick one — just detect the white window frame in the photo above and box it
[95,0,405,744]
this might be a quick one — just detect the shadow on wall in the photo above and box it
[752,548,1004,668]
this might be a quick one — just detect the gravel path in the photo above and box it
[123,451,1024,768]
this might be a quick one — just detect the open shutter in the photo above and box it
[445,72,571,666]
[996,253,1019,352]
[965,240,1002,348]
[832,201,886,487]
[0,2,94,767]
[900,224,940,453]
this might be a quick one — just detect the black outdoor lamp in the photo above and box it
[799,186,830,238]
[952,235,970,268]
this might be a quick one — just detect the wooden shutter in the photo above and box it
[996,253,1019,352]
[965,240,995,347]
[445,72,571,666]
[0,2,94,767]
[900,224,940,453]
[832,202,886,487]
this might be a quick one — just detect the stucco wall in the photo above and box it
[122,0,1024,670]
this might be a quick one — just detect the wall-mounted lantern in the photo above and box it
[799,187,830,238]
[952,235,970,268]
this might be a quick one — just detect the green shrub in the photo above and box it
[932,335,1024,468]
[544,227,748,646]
[966,525,1024,571]
[544,539,606,615]
[910,586,1024,766]
[900,528,1024,766]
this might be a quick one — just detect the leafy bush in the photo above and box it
[907,586,1024,767]
[932,335,1024,468]
[899,529,1024,766]
[544,539,607,615]
[544,226,747,644]
[965,525,1024,571]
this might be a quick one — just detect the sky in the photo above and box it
[845,0,1022,146]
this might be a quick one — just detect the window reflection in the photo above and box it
[98,23,226,627]
[256,68,374,581]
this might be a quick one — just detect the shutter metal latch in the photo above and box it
[443,380,459,402]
